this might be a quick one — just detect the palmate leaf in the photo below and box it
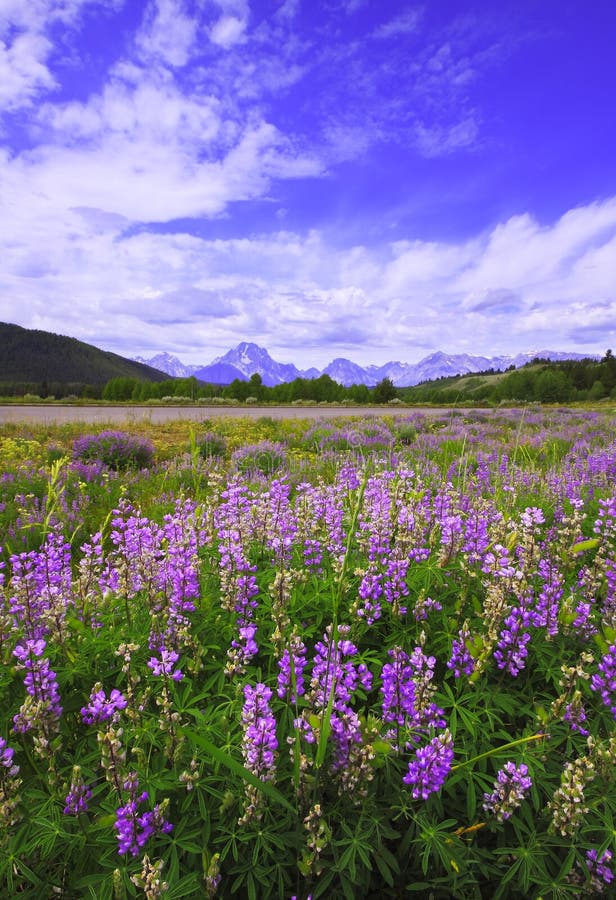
[180,718,296,815]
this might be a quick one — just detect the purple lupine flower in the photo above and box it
[299,625,372,774]
[383,557,409,616]
[461,505,496,566]
[264,478,298,567]
[100,501,164,599]
[0,735,21,826]
[7,532,74,642]
[482,761,532,822]
[572,600,596,638]
[81,684,128,725]
[585,849,614,893]
[481,543,518,579]
[412,593,442,622]
[356,570,383,624]
[563,699,589,736]
[8,550,47,633]
[63,767,92,815]
[357,474,394,564]
[277,636,307,702]
[438,513,463,565]
[114,773,172,857]
[310,626,372,712]
[147,649,184,681]
[241,683,278,780]
[12,638,62,734]
[533,557,563,637]
[381,647,417,726]
[403,729,454,799]
[590,643,616,719]
[228,623,259,675]
[303,538,323,571]
[447,626,475,678]
[215,481,261,675]
[0,736,19,775]
[405,646,446,733]
[520,506,545,530]
[493,605,533,676]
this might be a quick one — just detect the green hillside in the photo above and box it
[398,354,615,404]
[0,322,168,397]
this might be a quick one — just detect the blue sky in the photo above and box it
[1,0,615,367]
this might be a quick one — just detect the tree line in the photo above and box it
[397,353,616,404]
[102,372,400,404]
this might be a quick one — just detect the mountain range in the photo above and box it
[134,342,596,388]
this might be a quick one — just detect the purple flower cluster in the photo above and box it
[12,637,62,735]
[216,482,260,674]
[383,557,409,616]
[534,557,563,637]
[447,626,475,678]
[73,430,154,471]
[302,625,372,772]
[356,570,383,624]
[63,766,92,816]
[0,737,17,773]
[403,729,454,799]
[81,684,128,725]
[0,735,21,826]
[242,683,278,779]
[381,647,419,727]
[494,605,533,677]
[114,772,172,857]
[357,474,394,564]
[277,636,307,702]
[585,848,614,893]
[590,642,616,719]
[147,649,184,681]
[563,698,589,736]
[264,478,298,567]
[482,761,532,822]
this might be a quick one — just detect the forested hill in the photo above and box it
[0,322,167,394]
[397,352,616,404]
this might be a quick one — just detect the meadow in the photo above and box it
[1,408,616,898]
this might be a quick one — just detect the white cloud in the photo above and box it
[0,0,125,111]
[2,195,615,366]
[413,115,479,157]
[17,67,321,223]
[0,31,56,110]
[373,10,422,40]
[135,0,198,67]
[210,14,246,48]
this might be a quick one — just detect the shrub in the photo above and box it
[231,440,288,475]
[72,430,155,471]
[395,422,417,445]
[195,431,228,460]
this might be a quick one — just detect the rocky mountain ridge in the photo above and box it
[135,343,596,387]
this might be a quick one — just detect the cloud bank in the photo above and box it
[0,0,614,367]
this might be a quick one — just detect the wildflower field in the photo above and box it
[2,408,616,899]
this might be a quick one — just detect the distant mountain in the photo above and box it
[133,352,200,378]
[0,322,168,388]
[210,342,304,386]
[192,362,248,384]
[136,341,598,387]
[322,358,375,386]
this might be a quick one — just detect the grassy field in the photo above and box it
[1,409,616,898]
